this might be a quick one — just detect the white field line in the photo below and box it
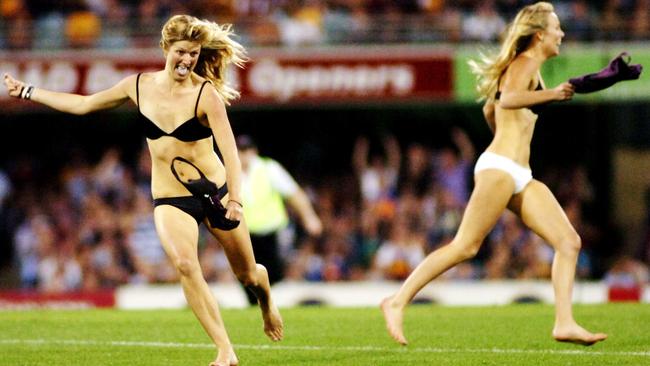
[0,339,649,358]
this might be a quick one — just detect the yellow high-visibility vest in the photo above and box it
[243,158,289,234]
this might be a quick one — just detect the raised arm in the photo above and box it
[451,127,475,162]
[383,134,401,172]
[498,57,574,109]
[3,73,133,115]
[352,135,369,175]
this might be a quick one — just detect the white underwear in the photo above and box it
[473,151,532,193]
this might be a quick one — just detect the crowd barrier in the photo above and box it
[115,280,649,309]
[1,281,646,310]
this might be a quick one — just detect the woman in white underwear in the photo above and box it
[381,1,607,346]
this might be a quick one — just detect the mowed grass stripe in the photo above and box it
[2,338,650,357]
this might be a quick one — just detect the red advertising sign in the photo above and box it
[0,47,452,110]
[0,289,116,309]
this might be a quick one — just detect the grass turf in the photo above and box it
[1,303,649,365]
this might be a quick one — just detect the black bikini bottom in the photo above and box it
[153,194,239,231]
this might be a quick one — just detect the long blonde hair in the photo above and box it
[160,15,247,105]
[468,2,554,102]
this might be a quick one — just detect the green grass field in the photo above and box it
[1,303,649,365]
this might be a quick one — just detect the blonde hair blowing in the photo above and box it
[160,15,247,105]
[468,2,554,102]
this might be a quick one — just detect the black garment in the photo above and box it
[244,231,285,305]
[153,193,239,231]
[153,196,205,223]
[569,52,643,94]
[164,156,240,230]
[136,73,213,142]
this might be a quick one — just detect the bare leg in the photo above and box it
[210,220,284,342]
[153,206,238,365]
[509,180,607,345]
[382,170,515,345]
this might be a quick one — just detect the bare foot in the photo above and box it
[553,324,607,346]
[381,296,408,345]
[209,348,238,366]
[260,301,284,341]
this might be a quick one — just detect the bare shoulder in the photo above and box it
[506,56,539,77]
[199,82,224,105]
[114,73,142,99]
[502,56,540,89]
[197,81,226,119]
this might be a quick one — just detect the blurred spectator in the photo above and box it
[397,142,433,198]
[124,189,177,283]
[2,0,32,49]
[352,134,401,221]
[13,213,47,288]
[631,0,650,40]
[276,0,325,47]
[37,234,82,292]
[97,0,131,49]
[461,0,505,42]
[562,0,595,42]
[433,128,475,207]
[597,0,631,41]
[371,217,426,281]
[1,0,649,47]
[64,8,102,48]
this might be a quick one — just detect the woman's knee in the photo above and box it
[173,257,201,277]
[556,232,582,257]
[450,239,483,261]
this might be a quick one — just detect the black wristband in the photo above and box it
[24,85,34,100]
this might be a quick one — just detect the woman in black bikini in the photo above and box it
[4,14,282,366]
[381,2,607,347]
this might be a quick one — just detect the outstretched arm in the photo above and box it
[3,73,132,115]
[498,57,574,109]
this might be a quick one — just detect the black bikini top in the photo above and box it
[495,78,547,115]
[136,73,213,142]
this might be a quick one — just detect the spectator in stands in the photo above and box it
[434,127,475,205]
[381,2,607,346]
[352,134,401,223]
[236,134,323,305]
[371,217,426,281]
[461,0,506,42]
[276,0,325,47]
[3,14,283,366]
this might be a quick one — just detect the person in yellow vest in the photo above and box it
[236,134,323,305]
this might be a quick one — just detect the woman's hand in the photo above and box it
[552,82,575,101]
[3,73,26,98]
[225,199,244,222]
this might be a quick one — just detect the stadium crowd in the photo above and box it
[2,126,645,293]
[1,0,650,49]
